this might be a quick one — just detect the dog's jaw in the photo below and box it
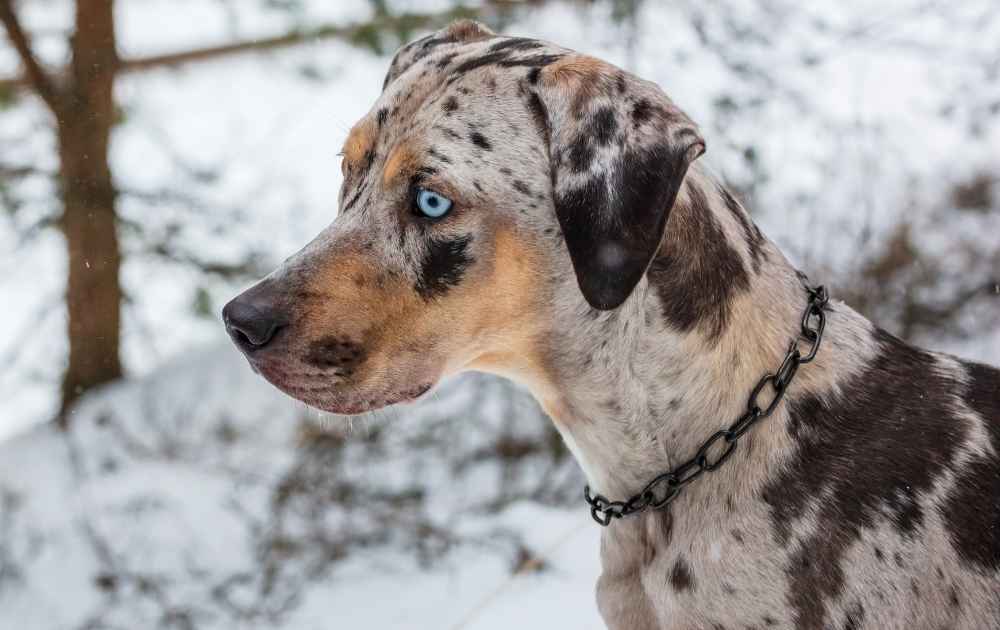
[254,357,435,415]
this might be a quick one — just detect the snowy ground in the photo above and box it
[0,344,601,629]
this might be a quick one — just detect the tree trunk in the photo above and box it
[56,0,121,425]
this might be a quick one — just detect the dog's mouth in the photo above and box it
[284,380,434,415]
[247,353,436,415]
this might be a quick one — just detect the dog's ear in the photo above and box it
[534,55,705,310]
[382,20,496,91]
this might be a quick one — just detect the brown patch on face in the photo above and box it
[294,253,386,345]
[254,215,553,415]
[449,225,552,386]
[383,142,420,187]
[341,117,377,175]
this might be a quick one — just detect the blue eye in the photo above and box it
[414,187,452,218]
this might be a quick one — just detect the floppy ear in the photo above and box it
[382,20,496,91]
[534,56,705,310]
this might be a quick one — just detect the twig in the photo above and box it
[0,0,62,110]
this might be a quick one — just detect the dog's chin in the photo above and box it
[249,357,435,416]
[294,382,434,416]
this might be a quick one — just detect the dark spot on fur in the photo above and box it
[443,96,459,113]
[413,166,438,183]
[719,185,766,273]
[762,616,777,627]
[527,67,541,85]
[762,329,968,629]
[593,107,618,145]
[949,586,961,608]
[376,107,389,127]
[566,135,595,173]
[842,602,865,630]
[873,547,884,563]
[499,167,512,176]
[469,131,492,150]
[415,236,473,300]
[435,52,458,69]
[512,180,532,196]
[427,148,451,165]
[669,557,694,592]
[488,37,543,53]
[305,336,365,370]
[632,98,653,126]
[526,91,550,146]
[732,529,744,544]
[941,360,1000,570]
[647,182,751,339]
[616,72,627,94]
[451,51,563,77]
[721,582,735,595]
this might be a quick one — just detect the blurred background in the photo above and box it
[0,0,998,628]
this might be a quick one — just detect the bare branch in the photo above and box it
[0,0,62,110]
[0,7,479,95]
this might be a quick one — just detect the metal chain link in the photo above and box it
[585,279,829,526]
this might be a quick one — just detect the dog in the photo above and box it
[223,20,1000,630]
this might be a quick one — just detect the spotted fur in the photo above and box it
[226,20,1000,629]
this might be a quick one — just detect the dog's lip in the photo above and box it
[253,362,436,415]
[244,349,439,415]
[299,381,434,415]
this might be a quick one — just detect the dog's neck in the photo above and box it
[536,167,848,501]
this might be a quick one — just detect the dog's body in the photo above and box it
[224,21,1000,629]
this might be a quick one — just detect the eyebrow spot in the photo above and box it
[342,118,377,170]
[383,143,419,186]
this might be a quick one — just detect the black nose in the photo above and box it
[223,297,286,351]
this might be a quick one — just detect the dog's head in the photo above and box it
[223,21,704,414]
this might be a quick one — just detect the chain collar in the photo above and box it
[584,279,830,526]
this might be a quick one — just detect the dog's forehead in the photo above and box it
[345,35,570,160]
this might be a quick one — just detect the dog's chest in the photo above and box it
[596,509,790,630]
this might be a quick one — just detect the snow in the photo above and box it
[1,1,999,627]
[3,0,999,438]
[0,343,599,629]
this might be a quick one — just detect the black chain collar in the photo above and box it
[584,279,830,526]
